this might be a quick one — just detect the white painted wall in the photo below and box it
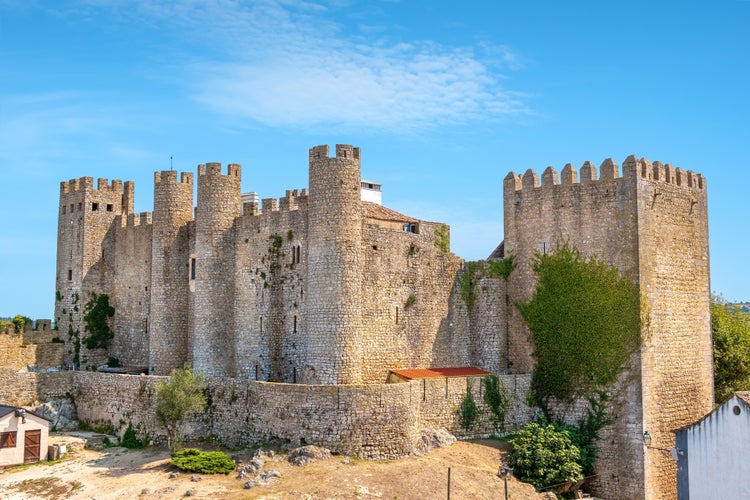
[681,395,750,499]
[0,411,49,466]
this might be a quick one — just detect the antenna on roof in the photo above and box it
[170,156,174,171]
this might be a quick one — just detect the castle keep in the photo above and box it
[53,145,712,499]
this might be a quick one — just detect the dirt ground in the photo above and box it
[0,437,549,499]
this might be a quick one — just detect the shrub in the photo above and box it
[170,448,235,474]
[120,423,146,449]
[458,381,479,431]
[507,422,583,492]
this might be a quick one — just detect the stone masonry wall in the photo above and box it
[72,372,532,458]
[0,369,74,406]
[192,163,242,377]
[503,159,645,499]
[359,222,466,383]
[633,158,712,500]
[149,171,194,375]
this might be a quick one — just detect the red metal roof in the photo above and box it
[388,367,493,382]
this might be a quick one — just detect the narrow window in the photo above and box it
[92,202,99,211]
[255,364,259,380]
[0,431,17,448]
[70,203,74,212]
[190,258,196,280]
[296,245,301,263]
[260,317,263,333]
[293,367,297,383]
[396,306,399,324]
[67,269,72,281]
[300,288,304,300]
[106,204,113,212]
[293,316,297,333]
[77,202,82,211]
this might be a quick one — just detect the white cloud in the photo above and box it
[78,0,528,132]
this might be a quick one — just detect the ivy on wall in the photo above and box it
[458,254,516,315]
[83,292,115,350]
[517,243,641,409]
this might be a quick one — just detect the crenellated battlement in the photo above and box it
[309,144,361,163]
[197,162,241,178]
[242,189,309,218]
[155,170,193,185]
[504,155,705,193]
[124,212,153,227]
[61,176,127,195]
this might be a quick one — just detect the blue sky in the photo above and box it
[1,0,748,319]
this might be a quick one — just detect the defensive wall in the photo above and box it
[67,371,532,458]
[503,156,711,499]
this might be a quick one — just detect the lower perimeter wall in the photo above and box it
[72,372,533,458]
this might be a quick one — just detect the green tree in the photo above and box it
[517,243,641,409]
[712,295,750,403]
[155,364,207,452]
[507,421,583,492]
[82,292,115,349]
[12,315,32,333]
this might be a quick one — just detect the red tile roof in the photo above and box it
[363,202,418,224]
[388,367,493,381]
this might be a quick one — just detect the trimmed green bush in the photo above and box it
[507,422,583,492]
[170,448,235,474]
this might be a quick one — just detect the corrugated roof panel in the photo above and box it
[388,367,493,382]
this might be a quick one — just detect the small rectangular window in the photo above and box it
[106,204,113,212]
[92,202,99,211]
[68,269,73,281]
[190,258,196,280]
[260,317,263,333]
[0,431,17,448]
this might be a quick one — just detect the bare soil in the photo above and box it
[0,438,547,499]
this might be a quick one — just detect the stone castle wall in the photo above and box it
[71,371,532,457]
[503,156,711,499]
[0,369,74,407]
[633,159,712,499]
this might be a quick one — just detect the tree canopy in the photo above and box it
[712,295,750,403]
[155,364,207,451]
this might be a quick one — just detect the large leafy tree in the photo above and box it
[155,364,207,452]
[712,295,750,403]
[517,244,641,409]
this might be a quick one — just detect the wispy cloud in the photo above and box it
[80,0,529,132]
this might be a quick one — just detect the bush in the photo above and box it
[170,448,235,474]
[507,422,583,492]
[120,423,146,449]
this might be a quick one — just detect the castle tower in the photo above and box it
[149,171,194,375]
[56,177,132,366]
[502,157,712,499]
[303,144,363,384]
[191,163,241,377]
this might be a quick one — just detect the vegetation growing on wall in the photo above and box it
[82,292,115,350]
[458,254,516,314]
[434,224,449,252]
[458,380,479,431]
[517,244,641,409]
[482,375,510,433]
[712,295,750,402]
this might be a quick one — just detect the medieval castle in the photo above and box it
[48,144,712,499]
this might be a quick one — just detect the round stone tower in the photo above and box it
[149,170,194,375]
[191,163,242,377]
[303,144,363,384]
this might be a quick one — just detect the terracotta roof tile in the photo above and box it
[388,367,493,381]
[363,202,418,224]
